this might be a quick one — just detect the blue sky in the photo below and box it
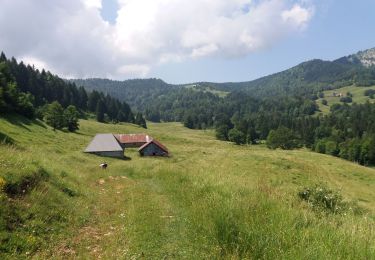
[1,0,374,84]
[148,0,375,83]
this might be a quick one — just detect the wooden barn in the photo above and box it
[114,134,152,148]
[138,139,169,157]
[84,134,124,158]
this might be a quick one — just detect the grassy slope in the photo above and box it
[184,84,229,97]
[0,115,375,258]
[317,85,375,115]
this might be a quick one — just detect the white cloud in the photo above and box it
[0,0,314,79]
[83,0,102,9]
[282,4,314,29]
[116,64,150,77]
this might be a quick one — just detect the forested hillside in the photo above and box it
[72,48,375,123]
[73,48,375,104]
[0,52,147,129]
[71,78,175,112]
[72,48,375,166]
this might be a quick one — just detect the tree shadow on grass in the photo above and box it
[123,155,132,161]
[3,113,47,131]
[0,131,14,145]
[70,131,91,136]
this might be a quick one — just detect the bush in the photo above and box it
[325,140,339,156]
[314,140,326,154]
[321,99,328,106]
[267,126,300,150]
[216,124,230,141]
[340,96,352,103]
[228,128,246,145]
[364,89,375,97]
[298,184,362,215]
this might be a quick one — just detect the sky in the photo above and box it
[0,0,374,84]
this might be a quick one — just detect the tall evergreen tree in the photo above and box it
[96,99,105,122]
[135,112,147,128]
[88,91,100,112]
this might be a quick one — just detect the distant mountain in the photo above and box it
[210,48,375,96]
[70,78,177,111]
[336,47,375,67]
[71,47,375,109]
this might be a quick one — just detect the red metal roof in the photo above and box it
[115,134,152,144]
[139,139,169,153]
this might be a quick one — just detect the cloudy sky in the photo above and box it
[0,0,374,83]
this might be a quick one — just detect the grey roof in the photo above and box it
[84,134,124,153]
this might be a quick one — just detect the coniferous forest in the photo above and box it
[3,49,375,165]
[0,52,146,130]
[73,49,375,166]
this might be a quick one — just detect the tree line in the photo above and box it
[0,52,146,130]
[214,92,375,166]
[145,86,375,166]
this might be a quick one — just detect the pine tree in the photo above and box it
[0,52,6,62]
[78,86,88,110]
[135,112,147,128]
[96,99,105,122]
[88,91,100,112]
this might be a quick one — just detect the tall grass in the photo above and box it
[0,115,374,258]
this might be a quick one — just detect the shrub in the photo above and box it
[267,126,300,150]
[364,89,375,97]
[228,128,246,145]
[298,184,362,215]
[314,140,326,154]
[340,96,352,103]
[325,140,339,156]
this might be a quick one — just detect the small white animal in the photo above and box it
[99,163,108,169]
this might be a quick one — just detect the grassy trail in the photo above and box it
[1,116,375,258]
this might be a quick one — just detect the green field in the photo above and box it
[184,84,229,97]
[1,115,375,258]
[317,85,375,115]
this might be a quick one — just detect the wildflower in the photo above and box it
[0,177,5,191]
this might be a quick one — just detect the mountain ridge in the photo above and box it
[70,47,375,113]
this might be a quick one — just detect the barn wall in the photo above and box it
[91,151,124,158]
[140,143,167,156]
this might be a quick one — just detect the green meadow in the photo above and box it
[317,85,375,115]
[0,115,375,259]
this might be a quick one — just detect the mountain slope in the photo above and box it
[213,48,375,96]
[70,78,176,111]
[72,48,375,109]
[336,47,375,67]
[1,115,375,258]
